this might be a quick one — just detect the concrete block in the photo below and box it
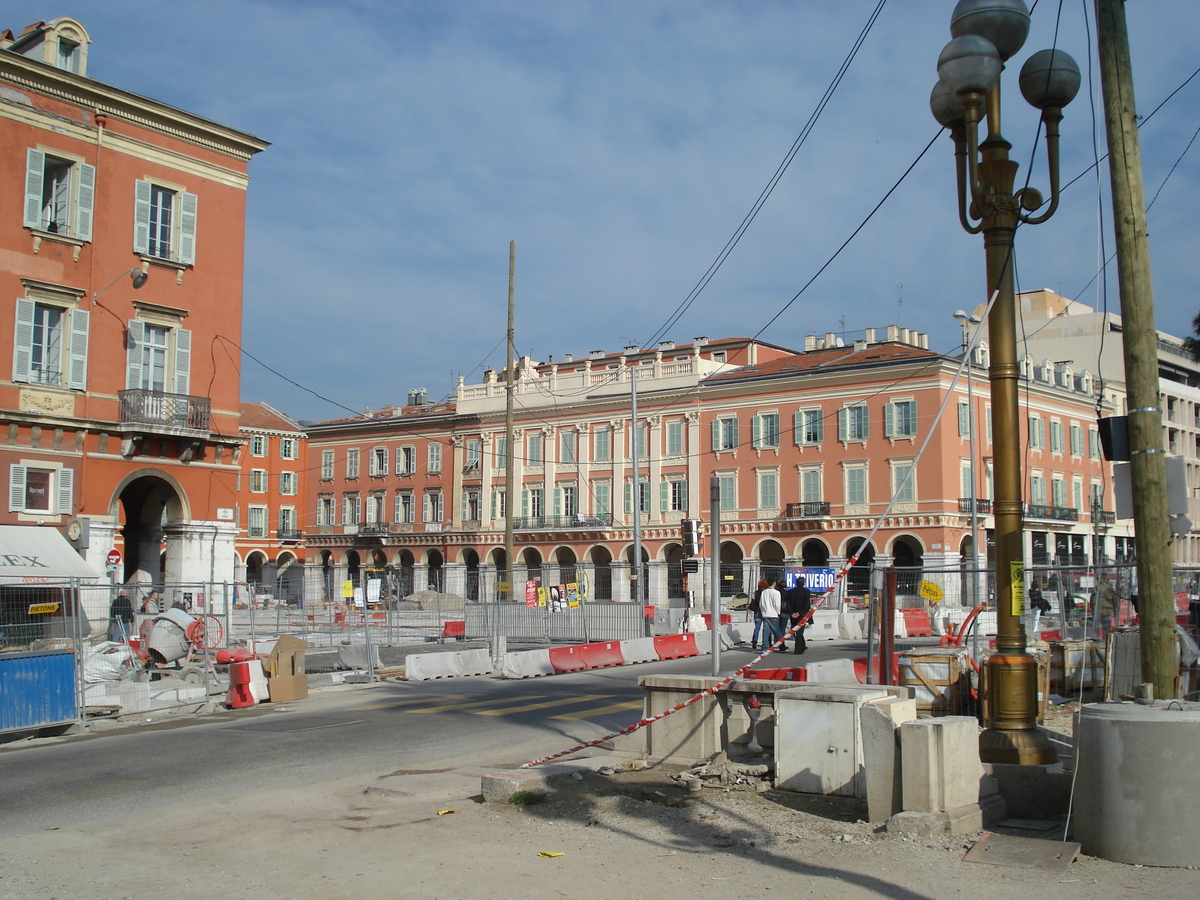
[620,637,658,664]
[455,648,495,677]
[724,621,755,644]
[839,610,867,640]
[899,716,984,814]
[337,642,381,669]
[803,657,859,684]
[807,609,841,641]
[887,803,987,838]
[639,674,725,765]
[859,697,918,823]
[500,648,555,678]
[405,651,464,681]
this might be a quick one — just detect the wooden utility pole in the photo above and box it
[503,241,516,605]
[1095,0,1177,697]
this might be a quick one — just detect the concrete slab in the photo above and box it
[481,755,628,802]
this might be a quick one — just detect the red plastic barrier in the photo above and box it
[700,614,733,629]
[577,641,626,669]
[225,661,255,709]
[216,648,260,665]
[1038,629,1063,642]
[743,667,807,682]
[854,654,900,685]
[653,633,699,660]
[644,605,656,619]
[442,620,466,639]
[900,609,933,637]
[547,645,589,674]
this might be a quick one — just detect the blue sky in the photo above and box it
[13,2,1198,422]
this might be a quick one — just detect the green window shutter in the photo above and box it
[711,419,720,450]
[793,410,804,444]
[13,298,35,384]
[624,481,632,515]
[553,488,562,517]
[133,179,152,254]
[490,491,497,520]
[10,464,27,512]
[126,319,145,389]
[751,415,762,449]
[681,480,688,510]
[178,191,198,264]
[521,489,530,518]
[67,307,89,389]
[837,408,847,442]
[884,402,895,438]
[75,162,96,242]
[24,150,45,229]
[660,481,669,512]
[174,328,191,395]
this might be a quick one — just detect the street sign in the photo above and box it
[106,549,122,567]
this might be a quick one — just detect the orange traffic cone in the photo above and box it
[225,660,255,709]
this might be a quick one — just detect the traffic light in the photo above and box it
[681,558,700,575]
[681,518,702,557]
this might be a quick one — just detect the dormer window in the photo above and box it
[57,37,80,72]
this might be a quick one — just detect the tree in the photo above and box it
[1186,310,1200,362]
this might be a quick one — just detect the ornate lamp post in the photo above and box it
[931,0,1080,764]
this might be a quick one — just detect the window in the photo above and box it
[465,438,482,469]
[428,443,442,474]
[397,445,416,475]
[718,473,737,511]
[343,493,360,525]
[961,461,974,498]
[280,437,298,460]
[57,37,82,73]
[624,480,650,515]
[1051,476,1067,508]
[838,405,869,442]
[712,351,727,363]
[494,437,508,470]
[317,494,334,526]
[666,421,684,457]
[345,448,360,479]
[560,431,576,465]
[464,489,482,521]
[1030,473,1046,505]
[885,400,917,438]
[631,423,648,460]
[249,469,268,493]
[279,472,297,495]
[8,464,73,514]
[13,298,90,389]
[526,432,542,465]
[491,490,507,520]
[1090,481,1104,511]
[712,416,739,452]
[369,447,388,476]
[795,408,824,446]
[593,482,611,517]
[756,470,778,509]
[1073,477,1083,512]
[1029,416,1044,449]
[845,465,867,505]
[134,180,196,264]
[800,467,822,502]
[250,435,267,457]
[1050,420,1064,453]
[752,413,781,449]
[23,149,94,240]
[278,507,296,535]
[247,506,268,538]
[396,491,414,524]
[958,401,971,437]
[365,492,384,524]
[321,450,334,480]
[424,492,443,523]
[986,405,993,444]
[557,485,577,517]
[523,487,544,518]
[1069,424,1083,457]
[593,427,611,462]
[126,320,190,394]
[662,479,688,512]
[892,461,914,503]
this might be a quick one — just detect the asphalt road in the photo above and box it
[0,640,865,838]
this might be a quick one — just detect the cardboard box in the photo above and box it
[264,634,308,702]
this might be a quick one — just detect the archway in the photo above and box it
[394,549,415,598]
[719,541,744,598]
[624,544,649,604]
[589,546,613,601]
[800,538,830,567]
[116,472,186,586]
[959,535,980,607]
[663,542,686,600]
[426,549,444,592]
[521,547,543,587]
[757,539,786,587]
[843,537,875,598]
[245,551,268,588]
[275,551,303,607]
[345,550,361,587]
[319,550,335,605]
[462,548,481,602]
[890,535,925,603]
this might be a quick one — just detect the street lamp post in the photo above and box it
[954,310,982,612]
[931,0,1080,765]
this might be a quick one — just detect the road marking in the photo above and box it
[403,695,558,714]
[351,693,482,712]
[548,699,643,720]
[283,720,363,732]
[471,695,614,716]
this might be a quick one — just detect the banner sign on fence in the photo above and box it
[567,582,580,608]
[783,567,837,593]
[525,580,538,608]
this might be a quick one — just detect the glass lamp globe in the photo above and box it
[950,0,1031,62]
[1019,48,1081,110]
[938,34,1002,97]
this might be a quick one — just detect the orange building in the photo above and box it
[303,331,1126,608]
[0,18,267,600]
[236,402,307,602]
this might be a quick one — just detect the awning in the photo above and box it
[0,526,100,584]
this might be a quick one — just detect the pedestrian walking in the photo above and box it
[782,575,813,654]
[749,578,767,650]
[108,587,134,642]
[758,579,783,650]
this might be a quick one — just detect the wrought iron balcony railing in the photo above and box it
[1024,504,1079,522]
[1095,510,1116,525]
[277,528,303,541]
[513,514,614,530]
[359,523,394,536]
[958,498,993,514]
[119,389,211,431]
[783,502,831,519]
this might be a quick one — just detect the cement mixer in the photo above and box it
[133,608,224,682]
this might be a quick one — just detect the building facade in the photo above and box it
[0,18,268,593]
[302,329,1125,607]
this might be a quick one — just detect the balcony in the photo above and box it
[119,389,211,432]
[957,498,993,514]
[513,514,614,531]
[1095,510,1116,525]
[1024,504,1079,522]
[359,523,394,536]
[783,502,831,519]
[277,528,303,541]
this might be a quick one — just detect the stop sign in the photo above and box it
[106,549,122,567]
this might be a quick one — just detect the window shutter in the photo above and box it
[75,162,96,241]
[624,481,632,515]
[813,412,824,443]
[681,479,688,509]
[9,464,27,512]
[553,488,562,517]
[126,319,145,389]
[958,402,969,436]
[711,419,721,451]
[884,402,895,438]
[133,179,152,254]
[862,407,870,441]
[660,480,669,512]
[751,415,762,449]
[13,298,35,384]
[24,150,45,229]
[178,191,198,264]
[173,328,191,395]
[521,489,530,518]
[67,307,89,389]
[794,411,804,444]
[837,408,847,442]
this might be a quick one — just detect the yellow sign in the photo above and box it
[496,582,511,592]
[342,580,354,599]
[1010,561,1025,616]
[28,602,61,615]
[918,580,943,603]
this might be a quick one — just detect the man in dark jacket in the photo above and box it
[781,575,812,654]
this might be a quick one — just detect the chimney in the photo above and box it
[854,339,867,352]
[693,336,709,347]
[825,332,837,346]
[887,325,899,342]
[804,335,818,351]
[865,327,876,342]
[589,349,605,359]
[564,353,573,362]
[658,340,675,350]
[624,344,640,354]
